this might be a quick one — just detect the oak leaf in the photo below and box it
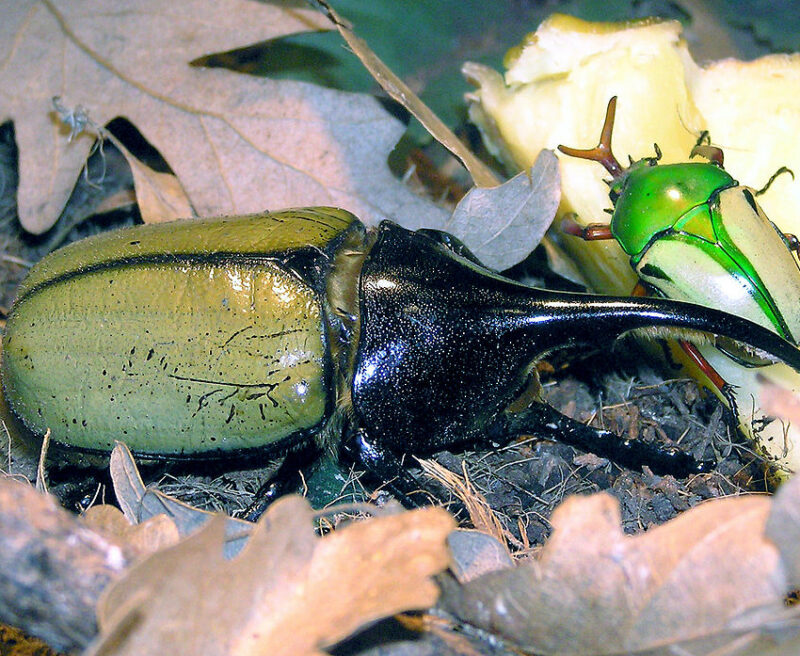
[444,474,800,655]
[2,0,445,232]
[88,495,454,656]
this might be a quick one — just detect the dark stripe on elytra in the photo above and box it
[13,247,330,306]
[639,262,672,282]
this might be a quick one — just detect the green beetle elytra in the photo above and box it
[5,206,800,504]
[559,97,800,391]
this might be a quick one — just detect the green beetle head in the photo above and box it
[558,97,800,349]
[558,97,737,257]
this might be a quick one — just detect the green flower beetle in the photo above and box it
[558,97,800,394]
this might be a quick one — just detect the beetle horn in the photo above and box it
[522,292,800,368]
[558,96,624,177]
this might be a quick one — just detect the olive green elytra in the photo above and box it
[2,208,361,458]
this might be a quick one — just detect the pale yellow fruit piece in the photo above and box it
[690,55,800,236]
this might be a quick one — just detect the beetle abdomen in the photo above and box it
[2,209,361,458]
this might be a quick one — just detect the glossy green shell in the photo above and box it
[612,162,735,257]
[2,208,362,457]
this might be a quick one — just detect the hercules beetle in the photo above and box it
[4,207,800,506]
[559,97,800,394]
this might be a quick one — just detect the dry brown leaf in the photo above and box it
[109,441,255,559]
[3,0,446,233]
[447,530,514,585]
[109,136,194,223]
[88,495,454,656]
[445,477,800,656]
[766,472,800,590]
[81,505,181,560]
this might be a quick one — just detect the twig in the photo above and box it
[314,0,499,189]
[35,428,50,494]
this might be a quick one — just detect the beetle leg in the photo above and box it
[340,428,431,508]
[782,232,800,254]
[688,129,726,166]
[243,444,322,521]
[690,144,724,167]
[560,214,614,241]
[634,277,741,419]
[756,166,795,196]
[694,130,712,147]
[494,401,713,478]
[676,339,740,417]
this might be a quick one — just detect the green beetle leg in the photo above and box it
[491,401,713,477]
[560,214,614,240]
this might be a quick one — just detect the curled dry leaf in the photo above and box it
[3,0,446,232]
[109,441,254,559]
[108,135,194,223]
[89,495,455,656]
[444,149,560,271]
[444,476,800,655]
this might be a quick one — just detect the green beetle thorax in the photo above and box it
[611,161,737,257]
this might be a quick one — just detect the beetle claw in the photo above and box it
[341,428,428,509]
